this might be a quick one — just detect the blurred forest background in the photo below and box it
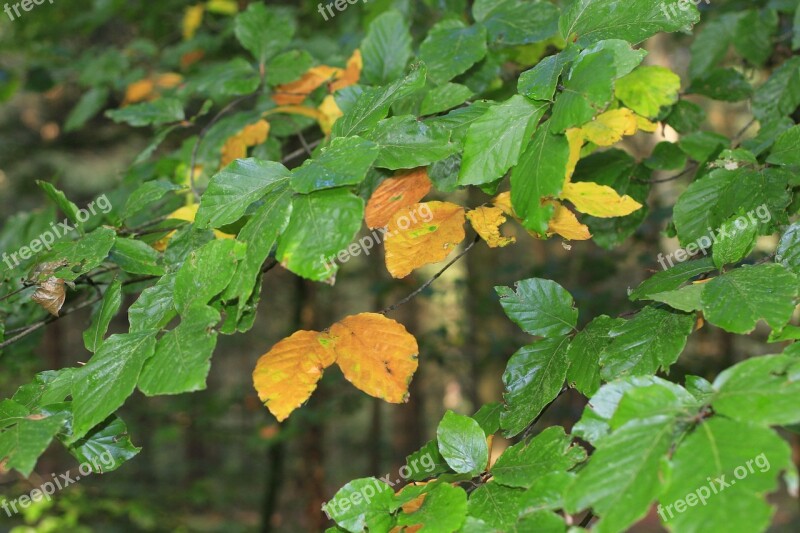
[1,0,798,531]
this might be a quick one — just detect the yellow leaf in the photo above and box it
[123,79,155,105]
[565,128,584,186]
[579,108,637,147]
[546,201,592,241]
[636,114,658,133]
[466,206,516,248]
[154,73,183,89]
[221,120,270,168]
[384,201,466,279]
[152,204,235,250]
[182,4,205,40]
[253,330,337,422]
[330,313,419,403]
[365,168,432,229]
[205,0,238,15]
[561,182,643,218]
[330,49,362,92]
[317,95,343,135]
[273,66,341,106]
[492,191,515,217]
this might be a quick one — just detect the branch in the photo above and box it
[380,235,481,315]
[522,385,569,439]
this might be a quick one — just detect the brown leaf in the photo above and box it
[32,276,66,317]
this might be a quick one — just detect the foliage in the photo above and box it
[1,0,800,531]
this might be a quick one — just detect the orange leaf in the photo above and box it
[273,65,341,106]
[221,120,270,168]
[330,49,362,92]
[365,169,432,229]
[466,206,516,248]
[384,201,466,279]
[253,330,337,422]
[492,191,515,217]
[330,313,419,403]
[123,79,155,105]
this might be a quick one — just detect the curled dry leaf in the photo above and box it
[365,168,432,229]
[384,201,466,279]
[466,206,516,248]
[32,276,66,317]
[330,313,419,404]
[253,313,419,421]
[252,330,336,422]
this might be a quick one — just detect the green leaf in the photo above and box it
[665,100,706,134]
[712,215,758,268]
[123,179,181,220]
[511,126,569,234]
[396,483,468,532]
[473,0,560,45]
[43,227,117,282]
[365,115,457,170]
[549,49,616,132]
[437,411,489,476]
[517,47,579,102]
[187,59,261,98]
[83,279,122,353]
[196,158,290,229]
[0,414,67,477]
[66,415,140,473]
[37,180,81,228]
[688,13,740,80]
[687,68,752,102]
[566,315,623,396]
[420,83,474,116]
[106,98,185,127]
[713,354,800,426]
[128,273,177,333]
[700,263,798,334]
[629,257,715,300]
[615,66,680,119]
[496,278,578,337]
[419,20,487,84]
[649,283,705,313]
[108,237,165,276]
[645,142,687,171]
[276,189,364,280]
[459,96,548,185]
[733,9,778,67]
[0,400,29,429]
[777,222,800,276]
[266,50,314,86]
[291,137,379,193]
[473,402,503,436]
[559,0,700,46]
[608,382,697,430]
[12,369,75,410]
[333,63,427,137]
[659,418,792,533]
[361,10,413,85]
[565,415,676,533]
[500,337,570,437]
[323,478,394,533]
[222,185,292,316]
[65,87,109,132]
[234,3,294,65]
[138,304,221,395]
[766,124,800,165]
[174,239,245,313]
[467,481,528,531]
[601,306,695,378]
[752,56,800,123]
[492,427,585,489]
[69,331,157,443]
[407,440,452,481]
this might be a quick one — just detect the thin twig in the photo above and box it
[522,385,569,439]
[579,511,594,528]
[0,284,32,302]
[0,296,100,350]
[380,235,481,315]
[637,164,696,184]
[732,118,756,148]
[281,139,323,164]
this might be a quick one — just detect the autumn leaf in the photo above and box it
[565,128,584,186]
[560,182,643,218]
[206,0,238,15]
[636,114,658,132]
[221,120,270,168]
[317,95,343,135]
[384,201,466,279]
[152,204,235,251]
[546,201,592,241]
[123,73,183,105]
[365,168,432,229]
[253,330,336,422]
[492,191,515,217]
[272,49,362,105]
[330,313,419,403]
[182,4,204,40]
[330,49,362,92]
[32,277,66,317]
[579,108,638,147]
[466,206,516,248]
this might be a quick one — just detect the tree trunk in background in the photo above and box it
[391,298,424,469]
